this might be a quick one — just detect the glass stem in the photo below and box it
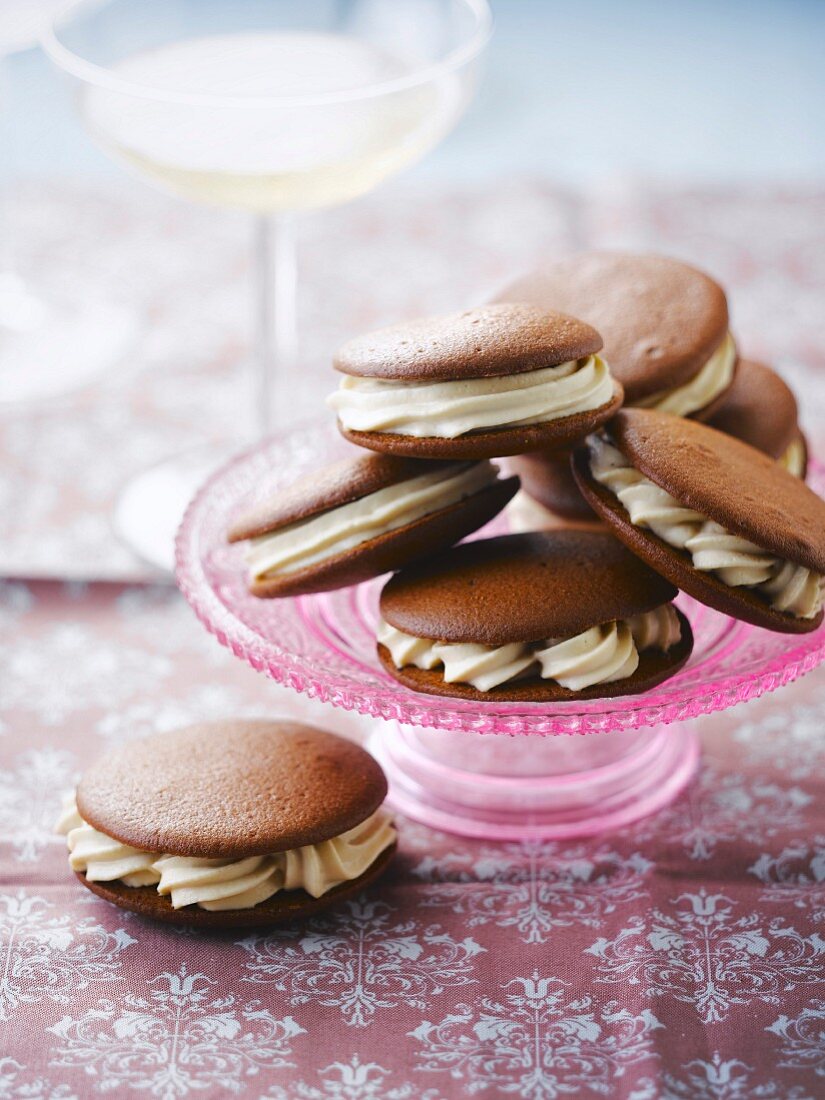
[254,213,297,438]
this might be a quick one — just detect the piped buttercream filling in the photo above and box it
[245,461,500,581]
[780,436,806,478]
[377,604,681,692]
[327,355,615,439]
[588,434,823,618]
[57,795,396,910]
[636,332,736,416]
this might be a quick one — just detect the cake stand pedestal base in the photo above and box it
[369,720,699,840]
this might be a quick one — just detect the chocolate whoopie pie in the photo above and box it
[494,252,736,415]
[706,359,807,477]
[229,452,518,597]
[327,303,623,459]
[377,531,693,702]
[573,409,825,634]
[57,721,396,929]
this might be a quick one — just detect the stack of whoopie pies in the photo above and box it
[60,301,633,926]
[498,252,808,521]
[226,253,825,706]
[61,252,825,929]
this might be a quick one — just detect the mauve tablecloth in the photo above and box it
[2,181,825,1098]
[1,577,825,1098]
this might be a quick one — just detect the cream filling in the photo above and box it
[57,797,396,909]
[780,436,806,478]
[245,461,499,580]
[377,605,681,693]
[588,434,823,618]
[637,332,736,416]
[327,354,615,439]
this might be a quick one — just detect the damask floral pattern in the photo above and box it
[262,1055,441,1099]
[411,972,662,1097]
[0,749,79,861]
[1,622,172,724]
[48,965,305,1097]
[631,1051,816,1100]
[412,841,653,944]
[94,690,266,746]
[0,1057,76,1100]
[767,1000,825,1079]
[750,840,825,922]
[0,892,134,1022]
[239,899,485,1029]
[586,890,825,1025]
[627,764,812,860]
[733,701,825,781]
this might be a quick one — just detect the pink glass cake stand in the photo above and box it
[176,421,825,840]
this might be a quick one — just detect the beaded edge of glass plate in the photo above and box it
[175,423,825,736]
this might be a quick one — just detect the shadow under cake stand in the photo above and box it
[176,422,825,840]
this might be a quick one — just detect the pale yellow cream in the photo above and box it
[780,436,806,478]
[588,434,823,618]
[377,605,681,693]
[637,332,736,416]
[327,355,615,439]
[58,796,396,910]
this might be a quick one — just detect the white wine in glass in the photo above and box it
[44,0,492,571]
[82,32,465,211]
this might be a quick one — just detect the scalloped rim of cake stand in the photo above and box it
[175,424,825,737]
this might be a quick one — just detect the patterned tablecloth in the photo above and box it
[1,577,825,1099]
[2,181,825,1098]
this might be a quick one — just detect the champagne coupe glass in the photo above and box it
[0,0,137,404]
[44,0,492,571]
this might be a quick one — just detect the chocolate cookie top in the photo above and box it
[76,721,388,859]
[380,530,677,646]
[610,409,825,572]
[229,453,462,541]
[706,359,800,458]
[334,303,603,382]
[494,252,729,402]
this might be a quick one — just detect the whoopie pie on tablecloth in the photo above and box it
[228,451,518,597]
[573,409,825,634]
[57,721,396,929]
[705,358,807,477]
[494,252,736,415]
[376,530,693,702]
[327,303,623,459]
